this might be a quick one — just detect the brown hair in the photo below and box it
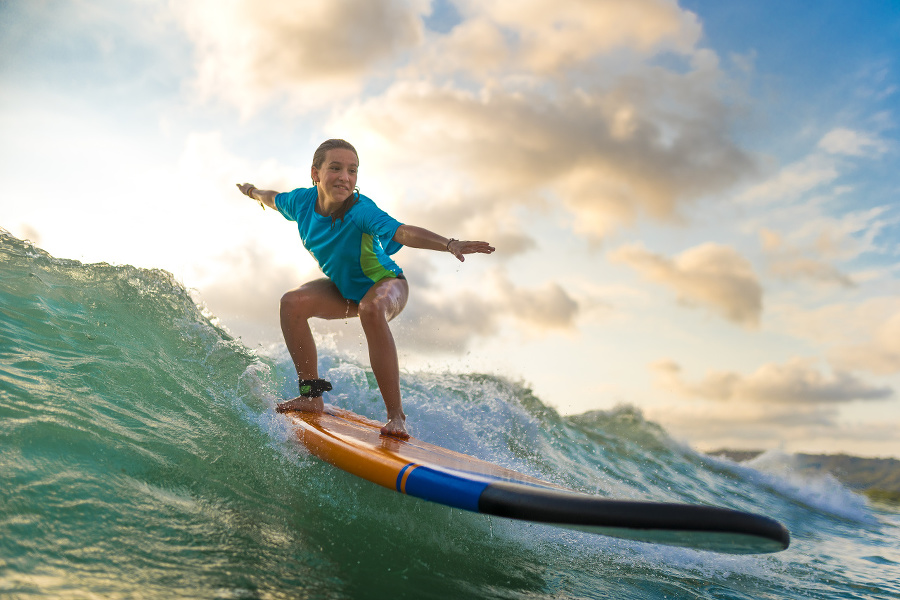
[312,139,360,227]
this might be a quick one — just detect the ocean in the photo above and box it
[2,229,898,600]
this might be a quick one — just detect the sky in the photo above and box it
[2,0,899,458]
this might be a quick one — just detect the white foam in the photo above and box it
[718,450,874,523]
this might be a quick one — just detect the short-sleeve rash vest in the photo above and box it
[275,187,404,302]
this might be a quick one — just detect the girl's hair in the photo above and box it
[312,139,360,227]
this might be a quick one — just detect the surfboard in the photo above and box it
[286,406,790,554]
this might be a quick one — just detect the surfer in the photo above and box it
[237,139,494,439]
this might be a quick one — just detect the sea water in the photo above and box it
[2,230,898,600]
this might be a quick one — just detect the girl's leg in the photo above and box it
[357,277,409,437]
[277,278,358,413]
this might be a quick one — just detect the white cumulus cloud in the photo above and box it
[609,242,763,327]
[653,358,893,404]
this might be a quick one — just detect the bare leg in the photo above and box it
[357,277,409,438]
[276,279,356,413]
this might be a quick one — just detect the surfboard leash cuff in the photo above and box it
[298,379,333,397]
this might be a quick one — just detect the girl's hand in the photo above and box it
[447,239,495,262]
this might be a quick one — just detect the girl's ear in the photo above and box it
[310,165,319,186]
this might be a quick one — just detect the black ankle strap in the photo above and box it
[298,379,333,398]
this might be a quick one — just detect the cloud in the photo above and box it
[609,242,763,327]
[179,131,244,183]
[648,356,898,455]
[759,228,854,288]
[310,0,755,242]
[769,256,854,288]
[395,291,500,355]
[173,0,428,112]
[392,187,540,260]
[749,202,894,291]
[739,127,890,205]
[176,0,756,241]
[410,0,704,81]
[197,243,316,341]
[653,358,894,404]
[738,154,839,205]
[279,252,580,357]
[197,247,504,354]
[395,260,581,352]
[818,127,889,157]
[799,207,892,261]
[371,252,498,354]
[831,308,900,375]
[339,76,756,241]
[770,297,900,377]
[451,0,703,73]
[492,271,580,333]
[647,401,900,454]
[649,398,841,430]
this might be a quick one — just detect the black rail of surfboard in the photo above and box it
[479,481,791,551]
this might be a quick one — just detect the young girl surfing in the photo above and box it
[237,139,494,438]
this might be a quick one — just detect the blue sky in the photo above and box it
[2,0,899,458]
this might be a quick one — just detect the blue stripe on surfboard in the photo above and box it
[400,465,493,512]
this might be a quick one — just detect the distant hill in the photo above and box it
[708,450,900,504]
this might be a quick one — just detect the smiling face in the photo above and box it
[312,148,358,204]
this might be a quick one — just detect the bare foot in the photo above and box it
[276,396,325,414]
[380,415,409,439]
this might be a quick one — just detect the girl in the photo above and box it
[238,139,494,438]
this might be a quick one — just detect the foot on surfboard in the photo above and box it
[380,416,409,439]
[276,396,324,413]
[276,379,331,413]
[380,426,410,440]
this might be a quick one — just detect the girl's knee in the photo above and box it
[281,289,312,316]
[357,297,387,324]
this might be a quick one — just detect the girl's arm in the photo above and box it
[236,183,279,210]
[392,224,495,262]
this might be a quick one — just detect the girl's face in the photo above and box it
[313,148,358,203]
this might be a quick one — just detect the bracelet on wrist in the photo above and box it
[447,238,458,252]
[247,186,265,210]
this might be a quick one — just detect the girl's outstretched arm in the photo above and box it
[236,183,279,210]
[392,225,495,262]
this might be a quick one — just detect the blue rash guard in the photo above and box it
[275,187,405,302]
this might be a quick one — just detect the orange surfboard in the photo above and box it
[286,406,790,554]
